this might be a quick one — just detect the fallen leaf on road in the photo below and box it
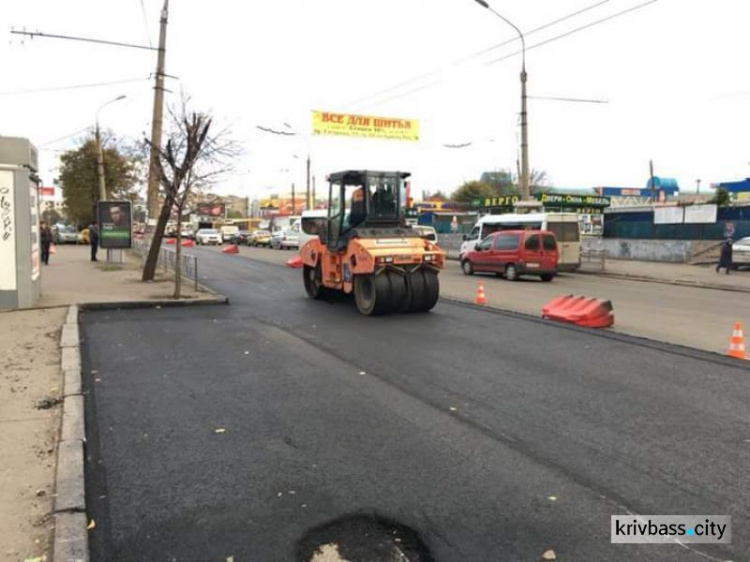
[214,428,226,434]
[244,351,250,355]
[359,371,366,376]
[449,406,457,412]
[226,557,234,562]
[91,370,98,374]
[548,496,557,501]
[23,557,45,562]
[542,549,556,560]
[87,519,96,530]
[154,305,162,309]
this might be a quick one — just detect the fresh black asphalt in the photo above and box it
[81,248,750,561]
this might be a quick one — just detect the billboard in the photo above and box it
[312,110,419,141]
[97,200,132,249]
[196,202,226,218]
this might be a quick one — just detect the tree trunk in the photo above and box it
[141,196,173,281]
[174,211,182,299]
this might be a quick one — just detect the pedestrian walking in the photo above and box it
[40,221,53,265]
[89,221,100,262]
[716,237,733,274]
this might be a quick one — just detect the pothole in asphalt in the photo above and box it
[296,513,434,562]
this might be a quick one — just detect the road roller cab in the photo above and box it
[299,170,445,315]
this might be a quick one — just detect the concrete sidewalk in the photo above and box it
[36,244,213,307]
[578,259,750,293]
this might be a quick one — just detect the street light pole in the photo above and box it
[474,0,530,200]
[95,95,127,202]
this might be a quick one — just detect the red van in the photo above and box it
[461,229,558,281]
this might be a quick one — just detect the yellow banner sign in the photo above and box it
[312,111,419,141]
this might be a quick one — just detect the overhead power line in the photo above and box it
[343,0,614,110]
[10,29,157,51]
[485,0,658,66]
[138,0,154,49]
[0,76,150,96]
[348,0,658,111]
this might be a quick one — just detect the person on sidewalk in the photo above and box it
[716,238,733,274]
[89,221,100,262]
[40,221,53,265]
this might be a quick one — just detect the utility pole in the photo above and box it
[291,183,296,215]
[306,155,311,211]
[95,124,106,201]
[649,160,656,202]
[312,175,316,209]
[147,0,169,224]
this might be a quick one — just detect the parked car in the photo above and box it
[461,229,558,282]
[181,228,194,240]
[249,230,271,247]
[280,226,300,250]
[269,230,285,249]
[732,237,750,269]
[235,230,252,245]
[55,226,79,244]
[410,225,438,242]
[195,228,223,245]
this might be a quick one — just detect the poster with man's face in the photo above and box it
[98,200,132,249]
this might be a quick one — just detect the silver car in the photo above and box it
[732,237,750,269]
[55,226,79,244]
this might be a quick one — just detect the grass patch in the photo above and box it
[98,263,124,272]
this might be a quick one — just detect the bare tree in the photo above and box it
[142,100,237,298]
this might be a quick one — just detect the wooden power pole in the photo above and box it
[147,0,169,223]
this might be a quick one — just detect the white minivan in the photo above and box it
[460,212,581,271]
[299,210,328,249]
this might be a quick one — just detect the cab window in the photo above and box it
[477,238,493,251]
[494,233,520,250]
[542,234,557,251]
[467,226,480,240]
[524,234,540,250]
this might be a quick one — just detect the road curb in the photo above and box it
[53,305,89,562]
[78,295,229,311]
[574,270,750,294]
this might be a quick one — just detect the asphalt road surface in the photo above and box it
[213,245,750,354]
[82,249,750,561]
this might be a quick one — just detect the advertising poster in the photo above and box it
[312,110,419,141]
[196,202,226,218]
[0,170,17,290]
[684,204,717,224]
[30,185,39,281]
[98,200,132,249]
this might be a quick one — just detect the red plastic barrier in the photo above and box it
[222,244,239,254]
[181,239,194,247]
[165,238,176,245]
[542,295,614,328]
[286,255,303,268]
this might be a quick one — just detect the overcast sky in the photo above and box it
[3,0,749,201]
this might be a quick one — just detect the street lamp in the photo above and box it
[95,94,127,201]
[283,123,312,211]
[473,0,530,200]
[255,123,312,210]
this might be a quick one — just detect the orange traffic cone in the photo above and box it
[728,322,747,360]
[475,281,486,305]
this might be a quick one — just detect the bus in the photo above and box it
[459,212,581,271]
